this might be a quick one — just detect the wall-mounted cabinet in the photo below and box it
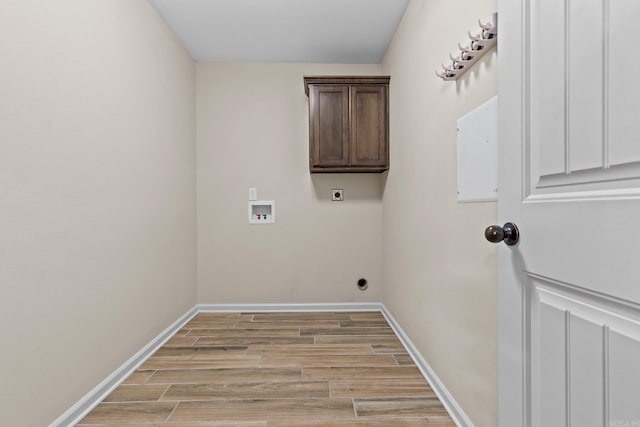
[304,76,390,173]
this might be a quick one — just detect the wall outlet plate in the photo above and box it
[332,189,344,201]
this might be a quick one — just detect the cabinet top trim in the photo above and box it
[303,76,390,96]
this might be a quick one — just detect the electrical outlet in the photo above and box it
[332,189,344,201]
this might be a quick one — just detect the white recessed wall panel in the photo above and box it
[456,96,497,203]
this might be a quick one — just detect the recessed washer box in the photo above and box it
[248,201,275,224]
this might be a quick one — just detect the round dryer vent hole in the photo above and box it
[357,278,368,291]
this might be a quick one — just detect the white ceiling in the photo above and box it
[147,0,409,63]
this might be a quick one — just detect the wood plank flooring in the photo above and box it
[77,312,455,426]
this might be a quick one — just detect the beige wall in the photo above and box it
[197,63,384,304]
[0,1,196,425]
[0,1,499,425]
[381,1,498,426]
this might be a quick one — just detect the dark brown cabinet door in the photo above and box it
[309,85,349,168]
[350,85,387,168]
[305,76,389,173]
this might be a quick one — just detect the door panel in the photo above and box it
[309,85,349,167]
[532,0,566,178]
[537,302,566,427]
[529,0,640,196]
[609,0,640,166]
[567,0,604,174]
[350,85,387,166]
[498,0,640,425]
[529,276,640,427]
[610,331,640,424]
[568,315,604,427]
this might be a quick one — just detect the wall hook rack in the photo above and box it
[436,13,497,81]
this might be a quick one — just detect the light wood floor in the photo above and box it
[78,312,455,426]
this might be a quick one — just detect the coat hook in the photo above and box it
[480,19,496,39]
[436,12,497,82]
[439,64,456,78]
[450,53,462,62]
[471,39,484,51]
[479,19,493,31]
[436,69,455,79]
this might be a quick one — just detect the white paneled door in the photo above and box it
[497,0,640,426]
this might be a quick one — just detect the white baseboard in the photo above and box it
[48,307,198,427]
[197,302,383,312]
[380,305,475,427]
[50,302,473,427]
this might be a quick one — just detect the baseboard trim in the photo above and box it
[197,302,383,312]
[48,306,198,427]
[51,302,473,427]
[380,305,475,427]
